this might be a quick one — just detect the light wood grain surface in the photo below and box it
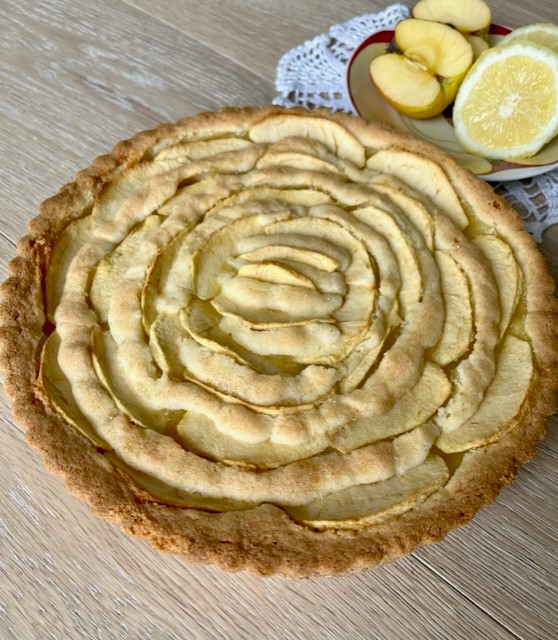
[1,1,557,638]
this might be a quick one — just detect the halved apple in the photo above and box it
[412,0,491,61]
[412,0,491,35]
[369,19,473,119]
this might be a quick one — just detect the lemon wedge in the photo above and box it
[497,22,558,54]
[453,40,558,160]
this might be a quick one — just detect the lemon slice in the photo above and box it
[497,22,558,54]
[453,41,558,160]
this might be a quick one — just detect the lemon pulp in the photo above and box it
[498,23,558,54]
[453,41,558,160]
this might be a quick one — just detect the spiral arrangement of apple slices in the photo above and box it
[37,109,536,529]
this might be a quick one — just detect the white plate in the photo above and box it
[347,25,558,181]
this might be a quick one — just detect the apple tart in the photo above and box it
[1,106,557,576]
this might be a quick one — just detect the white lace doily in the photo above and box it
[274,3,558,241]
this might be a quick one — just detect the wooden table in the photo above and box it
[1,1,557,638]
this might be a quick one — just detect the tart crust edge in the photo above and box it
[1,106,556,577]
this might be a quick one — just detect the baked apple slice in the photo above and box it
[369,19,473,119]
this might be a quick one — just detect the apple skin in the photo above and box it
[369,19,473,119]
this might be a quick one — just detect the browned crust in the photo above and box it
[1,106,557,577]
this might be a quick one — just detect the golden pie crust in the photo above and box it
[1,106,557,577]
